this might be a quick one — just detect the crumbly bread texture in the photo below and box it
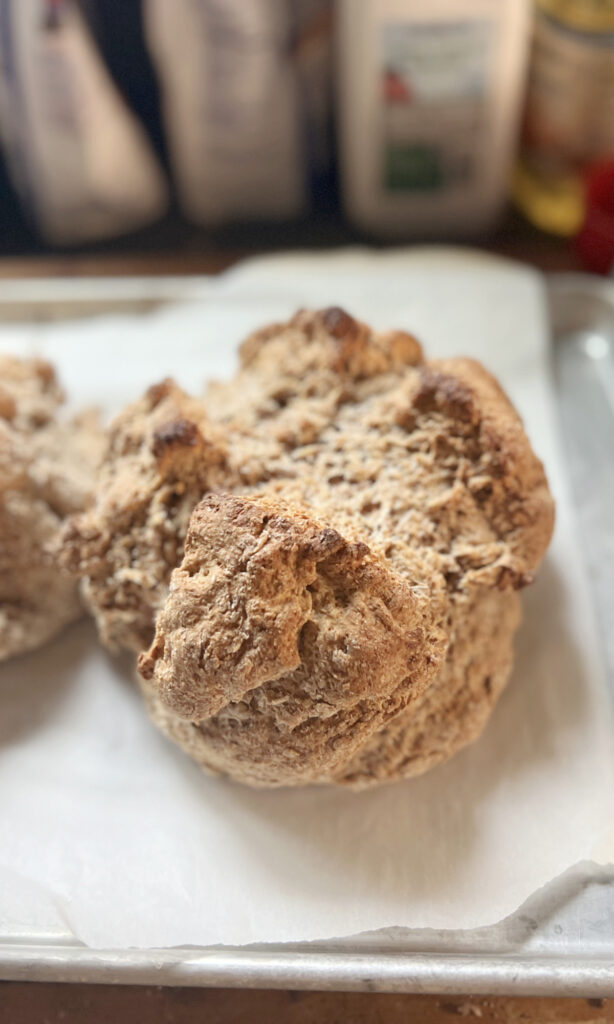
[335,587,521,786]
[0,356,103,661]
[60,379,231,653]
[138,493,446,785]
[134,308,554,787]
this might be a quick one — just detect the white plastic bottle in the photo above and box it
[337,0,531,238]
[144,0,334,227]
[0,0,168,245]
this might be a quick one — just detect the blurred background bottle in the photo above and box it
[0,0,168,246]
[514,0,614,237]
[337,0,531,239]
[5,0,614,254]
[144,0,333,228]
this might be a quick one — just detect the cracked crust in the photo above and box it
[59,379,232,653]
[0,356,103,661]
[138,492,446,784]
[133,308,554,787]
[336,587,522,786]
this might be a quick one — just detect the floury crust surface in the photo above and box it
[0,356,103,660]
[63,307,555,787]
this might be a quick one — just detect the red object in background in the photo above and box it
[383,71,411,104]
[576,162,614,275]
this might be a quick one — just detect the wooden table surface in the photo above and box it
[0,226,607,1024]
[0,207,588,279]
[0,987,612,1024]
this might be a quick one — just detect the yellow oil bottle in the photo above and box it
[514,0,614,236]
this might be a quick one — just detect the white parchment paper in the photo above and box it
[1,250,613,949]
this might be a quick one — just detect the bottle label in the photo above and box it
[381,20,492,193]
[523,11,614,171]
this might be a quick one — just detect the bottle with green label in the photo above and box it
[337,0,531,238]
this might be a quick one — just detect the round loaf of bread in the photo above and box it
[134,309,554,787]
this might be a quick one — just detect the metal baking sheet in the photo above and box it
[0,271,612,995]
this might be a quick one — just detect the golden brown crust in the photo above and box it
[139,491,445,785]
[237,306,423,389]
[0,355,63,429]
[133,308,554,787]
[417,358,555,582]
[139,493,374,719]
[0,356,103,661]
[60,379,232,654]
[58,307,554,785]
[336,588,522,787]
